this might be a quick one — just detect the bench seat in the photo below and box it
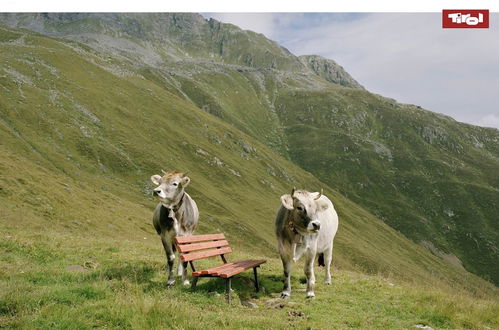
[193,259,266,278]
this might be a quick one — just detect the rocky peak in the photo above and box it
[299,55,365,90]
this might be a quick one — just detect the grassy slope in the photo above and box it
[273,88,499,284]
[142,59,499,284]
[2,231,498,329]
[0,26,498,328]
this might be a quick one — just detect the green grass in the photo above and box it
[0,23,498,328]
[1,230,498,329]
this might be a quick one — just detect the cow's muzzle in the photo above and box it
[153,189,161,196]
[309,220,321,232]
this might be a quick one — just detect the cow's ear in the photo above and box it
[280,194,294,210]
[151,175,162,185]
[180,176,190,187]
[316,199,329,212]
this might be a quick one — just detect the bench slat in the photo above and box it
[180,246,232,262]
[192,262,238,277]
[177,240,229,253]
[175,233,225,244]
[200,261,241,275]
[219,260,266,278]
[192,260,266,278]
[193,262,237,276]
[211,260,254,277]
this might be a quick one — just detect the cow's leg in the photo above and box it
[176,257,189,285]
[304,249,316,298]
[324,244,333,285]
[179,261,189,286]
[177,258,183,276]
[177,232,190,285]
[160,233,176,286]
[280,256,293,299]
[293,243,308,262]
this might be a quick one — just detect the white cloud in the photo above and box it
[473,114,499,129]
[203,13,499,129]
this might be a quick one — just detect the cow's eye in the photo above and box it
[173,183,178,186]
[296,206,304,211]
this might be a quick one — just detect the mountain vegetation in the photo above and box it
[0,13,497,328]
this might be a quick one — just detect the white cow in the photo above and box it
[151,170,199,286]
[275,188,339,298]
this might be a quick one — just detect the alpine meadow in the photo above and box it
[0,13,498,329]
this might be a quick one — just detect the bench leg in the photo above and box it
[253,267,260,293]
[225,278,232,304]
[191,276,199,290]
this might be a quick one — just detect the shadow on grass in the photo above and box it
[90,261,298,303]
[145,272,286,301]
[96,261,159,283]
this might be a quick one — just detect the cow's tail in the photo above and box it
[318,253,325,267]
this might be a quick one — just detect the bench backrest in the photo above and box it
[174,233,232,263]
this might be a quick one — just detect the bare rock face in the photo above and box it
[0,13,304,72]
[299,55,365,90]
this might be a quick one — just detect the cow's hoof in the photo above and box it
[167,279,176,286]
[182,280,190,286]
[306,292,315,299]
[280,292,291,299]
[325,280,332,285]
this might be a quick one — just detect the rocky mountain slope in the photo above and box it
[0,13,497,287]
[299,55,365,89]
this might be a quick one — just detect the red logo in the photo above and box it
[443,10,489,28]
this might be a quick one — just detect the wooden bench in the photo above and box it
[174,233,266,303]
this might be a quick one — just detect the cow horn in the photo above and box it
[182,172,189,177]
[291,186,296,197]
[314,188,323,200]
[161,169,167,175]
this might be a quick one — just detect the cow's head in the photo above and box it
[151,170,190,208]
[280,187,328,234]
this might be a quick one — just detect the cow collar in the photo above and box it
[162,192,185,215]
[288,221,304,242]
[289,222,309,246]
[172,192,186,212]
[288,221,299,235]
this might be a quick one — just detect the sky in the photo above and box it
[203,13,499,129]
